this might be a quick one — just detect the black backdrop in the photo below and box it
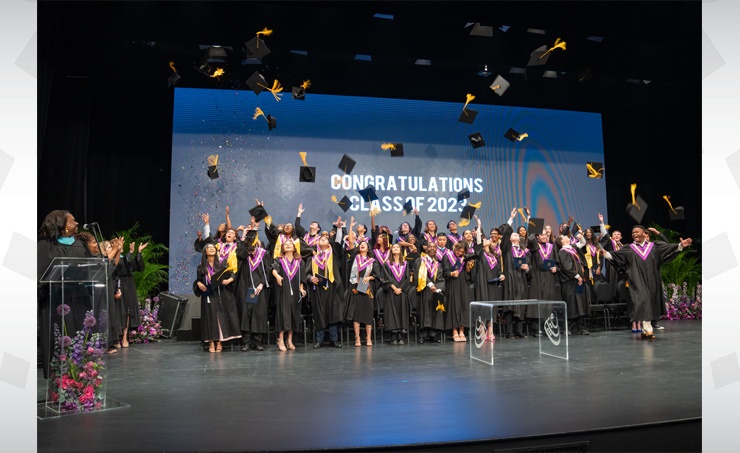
[38,1,701,291]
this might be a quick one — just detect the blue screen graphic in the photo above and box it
[169,88,605,294]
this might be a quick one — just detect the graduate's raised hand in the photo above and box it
[510,207,518,219]
[598,213,604,224]
[202,213,210,225]
[138,242,149,253]
[297,203,305,216]
[680,237,693,248]
[129,242,136,254]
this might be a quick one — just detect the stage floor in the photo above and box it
[37,320,702,452]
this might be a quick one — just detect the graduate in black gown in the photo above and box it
[502,225,529,338]
[117,241,147,347]
[194,207,231,253]
[395,208,422,253]
[602,225,692,339]
[556,234,590,335]
[444,241,475,342]
[344,233,381,347]
[381,243,412,344]
[413,241,447,343]
[38,210,94,378]
[270,239,307,351]
[193,233,243,352]
[525,229,560,337]
[473,237,505,340]
[235,227,271,351]
[307,232,345,348]
[445,220,463,250]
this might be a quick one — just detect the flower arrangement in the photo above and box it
[48,307,106,414]
[128,297,166,343]
[662,282,702,320]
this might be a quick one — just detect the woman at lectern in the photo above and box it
[37,210,92,378]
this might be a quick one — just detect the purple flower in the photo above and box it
[57,304,71,316]
[84,315,96,328]
[61,336,73,347]
[153,296,160,303]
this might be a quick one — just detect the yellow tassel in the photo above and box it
[630,183,638,207]
[168,61,177,73]
[381,143,396,151]
[469,201,481,209]
[489,84,500,91]
[253,107,265,120]
[463,93,475,111]
[301,80,312,90]
[256,27,273,37]
[331,195,338,203]
[516,132,529,141]
[299,151,308,166]
[369,205,381,217]
[663,195,678,215]
[436,301,446,312]
[458,218,471,227]
[210,68,225,79]
[540,38,567,59]
[207,155,219,166]
[518,208,528,223]
[257,79,284,102]
[587,162,604,178]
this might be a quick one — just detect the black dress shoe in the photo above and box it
[254,344,265,351]
[432,337,441,343]
[240,345,250,352]
[330,341,342,348]
[313,342,322,349]
[506,333,515,339]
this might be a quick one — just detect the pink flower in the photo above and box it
[87,347,95,354]
[56,304,71,316]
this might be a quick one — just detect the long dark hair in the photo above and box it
[38,210,70,241]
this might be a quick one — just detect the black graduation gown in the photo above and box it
[412,255,447,331]
[193,258,242,342]
[601,234,626,303]
[607,241,681,321]
[37,238,93,378]
[557,247,588,319]
[307,242,345,331]
[344,251,381,326]
[371,246,392,314]
[473,249,504,302]
[443,253,473,329]
[235,244,272,334]
[526,240,561,303]
[502,229,530,318]
[271,256,306,332]
[381,260,412,331]
[117,252,143,328]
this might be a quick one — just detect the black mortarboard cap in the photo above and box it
[458,108,478,124]
[669,206,685,221]
[292,86,306,100]
[266,114,276,131]
[587,162,604,179]
[504,128,524,142]
[527,44,551,67]
[358,185,378,202]
[207,165,219,179]
[336,195,352,213]
[457,189,471,202]
[402,199,413,215]
[527,217,545,237]
[389,143,404,157]
[246,71,268,95]
[589,225,602,235]
[299,166,316,183]
[244,229,259,246]
[168,72,181,88]
[490,75,510,96]
[195,63,212,77]
[468,132,485,149]
[338,154,356,174]
[249,205,269,222]
[245,36,271,59]
[460,205,477,224]
[626,195,648,224]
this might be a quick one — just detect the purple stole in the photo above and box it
[218,242,236,264]
[538,242,554,261]
[629,242,654,261]
[313,249,331,271]
[483,251,498,270]
[279,256,300,281]
[205,261,215,285]
[355,254,375,273]
[511,246,527,259]
[423,232,436,244]
[389,261,407,283]
[249,247,266,272]
[424,255,439,280]
[373,248,390,266]
[304,233,320,248]
[561,246,581,264]
[611,239,623,250]
[447,233,461,246]
[435,247,451,263]
[587,243,598,258]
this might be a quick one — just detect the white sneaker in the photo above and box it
[655,326,665,330]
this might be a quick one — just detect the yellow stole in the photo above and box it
[311,248,334,283]
[416,254,437,292]
[273,234,300,259]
